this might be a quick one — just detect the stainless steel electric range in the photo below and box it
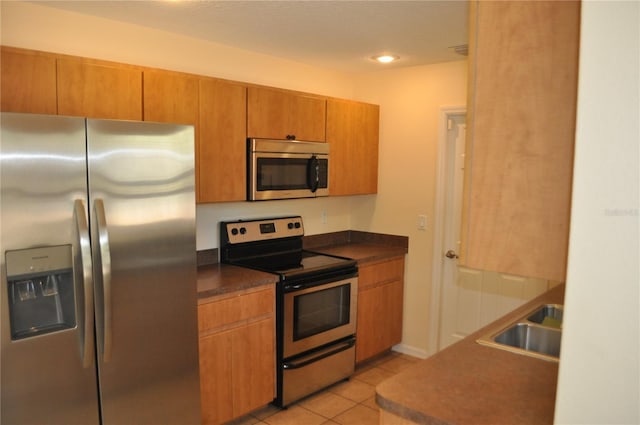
[220,216,358,407]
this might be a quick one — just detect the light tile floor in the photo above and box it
[226,351,420,425]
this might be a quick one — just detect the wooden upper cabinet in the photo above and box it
[1,48,57,114]
[143,70,198,125]
[57,59,142,120]
[327,99,379,196]
[460,0,580,281]
[198,78,247,203]
[247,86,326,142]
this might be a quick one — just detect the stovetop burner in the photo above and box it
[219,216,356,280]
[231,250,355,278]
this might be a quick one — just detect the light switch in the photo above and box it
[417,214,427,230]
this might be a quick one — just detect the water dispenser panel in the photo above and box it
[5,245,76,340]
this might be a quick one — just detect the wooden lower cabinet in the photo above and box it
[231,319,275,416]
[356,257,405,363]
[199,330,233,424]
[198,286,275,425]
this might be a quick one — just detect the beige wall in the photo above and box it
[349,62,468,356]
[1,0,468,356]
[0,1,355,97]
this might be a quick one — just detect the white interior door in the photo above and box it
[436,114,557,351]
[438,116,469,348]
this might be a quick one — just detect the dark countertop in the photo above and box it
[304,230,408,264]
[196,230,409,301]
[197,263,278,303]
[310,242,407,264]
[376,284,565,425]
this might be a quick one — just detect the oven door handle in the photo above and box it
[283,338,355,370]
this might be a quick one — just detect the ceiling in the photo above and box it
[32,0,469,73]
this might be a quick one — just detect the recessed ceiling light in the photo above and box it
[372,54,399,64]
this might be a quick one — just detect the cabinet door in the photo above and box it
[143,70,198,125]
[356,281,404,363]
[356,258,404,363]
[232,318,275,416]
[198,78,247,203]
[327,99,379,195]
[461,1,580,282]
[247,86,326,142]
[199,330,234,425]
[57,59,142,120]
[1,48,56,114]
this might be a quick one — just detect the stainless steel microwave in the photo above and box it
[248,138,329,201]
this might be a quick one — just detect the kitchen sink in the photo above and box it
[527,304,563,327]
[494,323,561,357]
[477,303,563,362]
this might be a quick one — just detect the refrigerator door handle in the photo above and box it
[94,198,113,363]
[74,199,95,368]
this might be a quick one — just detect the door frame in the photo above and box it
[427,105,466,357]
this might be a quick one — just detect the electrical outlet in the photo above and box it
[321,209,327,224]
[417,214,427,230]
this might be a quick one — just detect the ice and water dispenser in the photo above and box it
[6,245,76,340]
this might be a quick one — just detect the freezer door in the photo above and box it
[87,119,201,425]
[0,113,100,425]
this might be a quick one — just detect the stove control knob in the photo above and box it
[231,228,239,236]
[239,227,247,235]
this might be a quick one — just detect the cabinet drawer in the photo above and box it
[358,257,404,290]
[198,286,274,334]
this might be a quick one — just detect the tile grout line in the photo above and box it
[239,352,419,425]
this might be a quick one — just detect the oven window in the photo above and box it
[257,157,328,191]
[293,284,351,341]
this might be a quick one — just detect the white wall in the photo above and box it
[1,1,468,358]
[554,1,639,424]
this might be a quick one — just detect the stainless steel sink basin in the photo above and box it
[494,323,561,357]
[527,304,563,327]
[476,303,563,362]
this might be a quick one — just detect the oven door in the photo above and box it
[283,276,357,358]
[249,151,329,201]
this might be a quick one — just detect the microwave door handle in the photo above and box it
[307,155,320,193]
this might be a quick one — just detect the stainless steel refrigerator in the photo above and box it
[0,112,201,424]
